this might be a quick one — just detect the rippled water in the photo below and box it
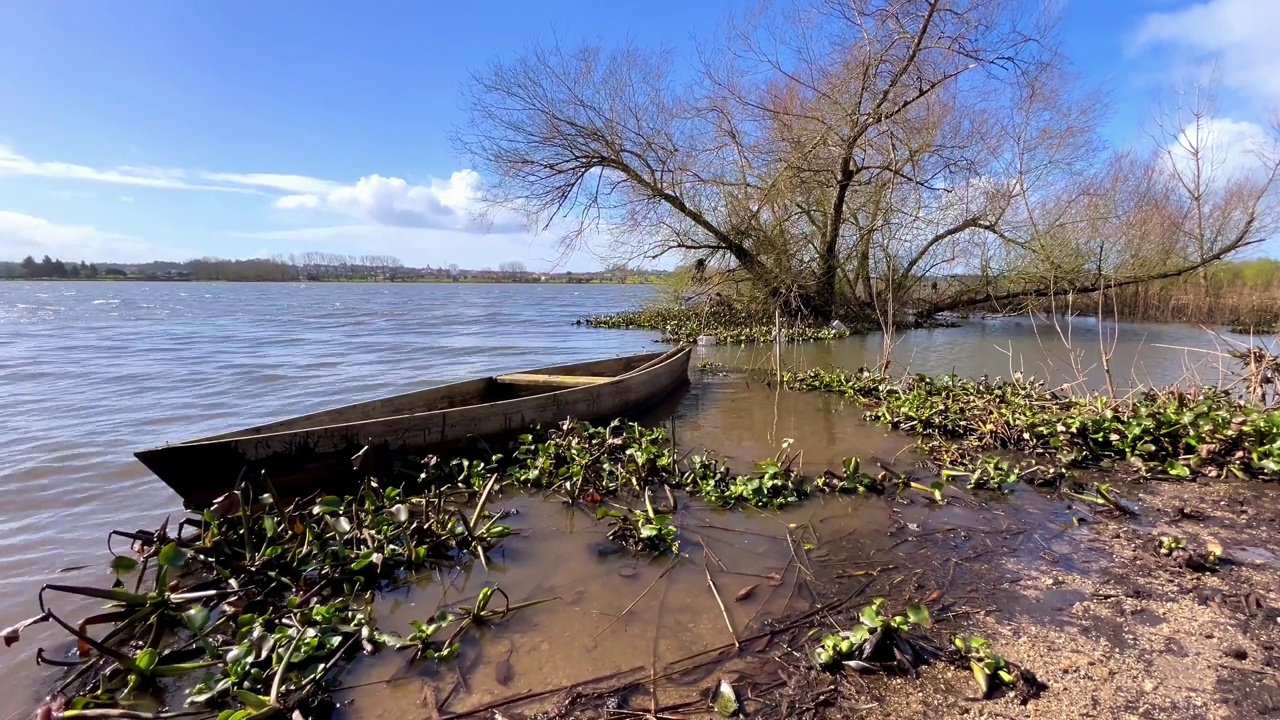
[0,281,661,708]
[0,280,1270,716]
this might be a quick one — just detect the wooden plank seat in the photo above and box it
[494,373,615,387]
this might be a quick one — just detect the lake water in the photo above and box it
[0,280,1269,716]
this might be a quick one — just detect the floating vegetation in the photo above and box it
[596,489,680,554]
[1064,482,1136,517]
[1151,535,1223,572]
[685,447,809,509]
[786,367,1280,482]
[940,454,1020,495]
[583,304,853,344]
[952,635,1047,703]
[813,598,932,675]
[5,476,537,719]
[814,456,885,494]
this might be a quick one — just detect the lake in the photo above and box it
[0,280,1266,715]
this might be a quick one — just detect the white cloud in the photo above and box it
[1,143,519,234]
[1135,0,1280,107]
[274,194,322,210]
[118,195,135,203]
[0,144,255,193]
[0,211,185,262]
[230,224,584,270]
[273,170,523,233]
[198,172,338,195]
[1165,116,1273,178]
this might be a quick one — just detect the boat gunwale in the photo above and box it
[135,346,691,454]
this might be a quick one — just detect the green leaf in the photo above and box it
[135,647,159,673]
[971,660,992,698]
[859,604,883,628]
[313,496,342,515]
[713,679,739,717]
[232,690,271,710]
[184,607,211,634]
[158,542,189,568]
[109,556,139,572]
[41,584,148,608]
[906,602,931,628]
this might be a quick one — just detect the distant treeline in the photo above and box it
[0,252,668,284]
[0,255,128,279]
[1011,259,1280,331]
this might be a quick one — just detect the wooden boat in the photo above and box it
[135,346,692,507]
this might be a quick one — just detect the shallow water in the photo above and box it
[331,380,1105,719]
[707,314,1273,391]
[0,281,1268,716]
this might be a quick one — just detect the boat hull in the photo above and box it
[135,347,692,507]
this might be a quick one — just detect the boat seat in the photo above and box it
[495,373,614,387]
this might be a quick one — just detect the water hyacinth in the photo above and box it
[785,367,1280,482]
[583,305,854,344]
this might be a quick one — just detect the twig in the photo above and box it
[59,707,209,712]
[436,665,646,719]
[695,523,788,540]
[592,555,679,640]
[1220,661,1280,677]
[695,532,727,572]
[704,561,738,649]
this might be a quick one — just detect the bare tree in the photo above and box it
[457,0,1279,322]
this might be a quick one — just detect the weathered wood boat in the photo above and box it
[135,346,692,507]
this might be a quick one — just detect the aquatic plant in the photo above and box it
[940,454,1020,495]
[3,474,530,718]
[1151,535,1222,572]
[596,488,681,554]
[814,456,886,494]
[509,419,677,499]
[813,598,931,675]
[677,446,809,509]
[785,367,1280,483]
[1064,482,1135,516]
[952,635,1046,702]
[584,304,854,344]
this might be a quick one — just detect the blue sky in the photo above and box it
[0,0,1275,270]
